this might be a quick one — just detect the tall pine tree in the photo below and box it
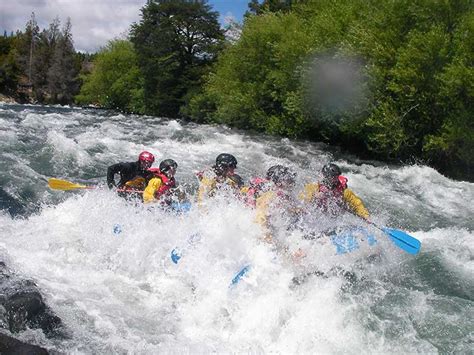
[47,18,79,104]
[130,0,224,117]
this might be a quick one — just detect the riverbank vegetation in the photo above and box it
[0,14,83,104]
[1,0,472,180]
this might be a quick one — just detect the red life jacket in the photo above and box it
[148,168,175,199]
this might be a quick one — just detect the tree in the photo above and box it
[246,0,297,16]
[47,18,80,103]
[15,13,40,85]
[28,17,62,101]
[0,34,20,95]
[75,40,145,113]
[191,0,473,180]
[130,0,225,117]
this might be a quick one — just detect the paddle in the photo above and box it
[170,233,201,264]
[48,178,96,191]
[230,265,251,287]
[48,178,145,194]
[366,220,421,255]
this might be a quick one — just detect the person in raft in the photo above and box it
[299,163,369,220]
[196,153,244,204]
[107,151,156,198]
[143,159,179,206]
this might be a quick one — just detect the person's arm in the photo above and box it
[143,177,163,203]
[343,188,369,219]
[107,163,124,189]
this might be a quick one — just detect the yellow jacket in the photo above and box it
[197,171,243,203]
[143,177,165,203]
[300,183,369,219]
[143,174,176,204]
[255,190,277,227]
[255,188,301,226]
[254,188,303,247]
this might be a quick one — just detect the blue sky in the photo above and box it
[0,0,249,53]
[209,0,248,24]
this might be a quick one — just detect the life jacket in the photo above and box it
[316,175,348,214]
[245,177,271,207]
[148,168,175,199]
[197,169,242,198]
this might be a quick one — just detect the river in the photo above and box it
[0,102,472,353]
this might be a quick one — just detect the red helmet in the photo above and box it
[138,151,155,169]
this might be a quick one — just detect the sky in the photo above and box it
[0,0,249,53]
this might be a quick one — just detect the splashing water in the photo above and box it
[0,102,472,353]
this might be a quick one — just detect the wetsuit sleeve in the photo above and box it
[143,177,163,203]
[107,163,124,189]
[343,188,369,219]
[299,183,320,203]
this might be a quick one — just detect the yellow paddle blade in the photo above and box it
[48,178,91,191]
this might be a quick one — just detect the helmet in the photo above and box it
[159,159,178,176]
[138,151,155,164]
[215,153,237,169]
[322,163,341,178]
[321,163,342,188]
[266,165,296,185]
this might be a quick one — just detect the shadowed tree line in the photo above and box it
[0,13,84,104]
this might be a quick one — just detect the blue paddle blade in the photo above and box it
[170,248,181,264]
[170,202,192,213]
[382,228,421,255]
[332,233,360,254]
[367,234,377,246]
[230,265,251,286]
[169,233,201,265]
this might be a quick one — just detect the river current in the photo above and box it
[0,103,472,353]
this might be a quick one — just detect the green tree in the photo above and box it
[47,18,80,104]
[423,11,474,178]
[28,17,62,101]
[130,0,224,117]
[192,0,473,179]
[0,34,20,95]
[75,39,145,113]
[246,0,296,16]
[15,13,40,86]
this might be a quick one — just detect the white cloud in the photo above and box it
[222,12,241,43]
[0,0,145,52]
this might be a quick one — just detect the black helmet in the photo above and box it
[322,163,341,188]
[322,163,341,178]
[266,165,296,185]
[159,159,178,175]
[215,153,237,169]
